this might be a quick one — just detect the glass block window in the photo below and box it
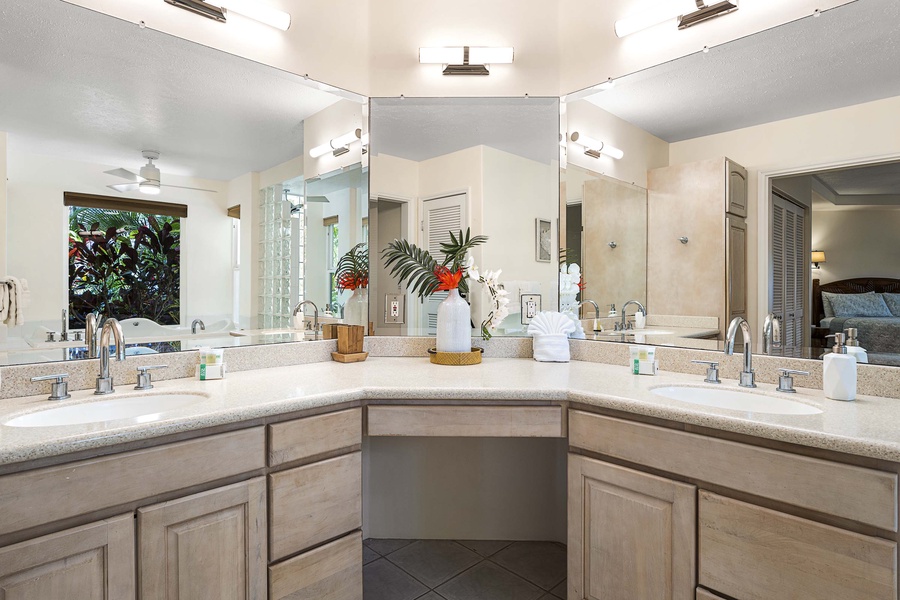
[258,186,304,328]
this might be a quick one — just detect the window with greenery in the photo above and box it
[68,206,181,328]
[325,218,339,312]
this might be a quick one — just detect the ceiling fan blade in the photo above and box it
[107,183,141,193]
[104,168,144,182]
[160,184,218,193]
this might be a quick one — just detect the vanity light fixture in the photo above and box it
[811,250,826,269]
[419,46,514,76]
[164,0,291,31]
[309,129,362,158]
[615,0,738,38]
[570,132,624,160]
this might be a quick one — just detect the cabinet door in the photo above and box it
[568,454,696,600]
[139,477,267,600]
[0,513,134,600]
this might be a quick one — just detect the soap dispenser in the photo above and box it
[844,328,869,364]
[823,333,857,401]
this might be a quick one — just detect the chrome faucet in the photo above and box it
[60,308,69,342]
[763,313,782,353]
[582,300,600,320]
[85,312,100,359]
[191,319,206,334]
[619,300,646,331]
[293,300,319,340]
[96,318,126,395]
[725,316,756,388]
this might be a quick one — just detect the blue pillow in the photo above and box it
[829,292,893,318]
[882,293,900,317]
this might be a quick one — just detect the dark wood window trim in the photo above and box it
[64,192,188,219]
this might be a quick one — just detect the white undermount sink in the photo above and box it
[651,385,823,415]
[4,392,208,428]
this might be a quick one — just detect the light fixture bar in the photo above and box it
[678,0,738,29]
[615,0,738,38]
[570,132,624,160]
[419,46,514,76]
[164,0,226,22]
[309,129,362,158]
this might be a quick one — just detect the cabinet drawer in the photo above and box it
[0,427,265,537]
[696,589,726,600]
[699,491,897,600]
[269,452,361,561]
[269,531,362,600]
[268,408,361,467]
[569,410,898,530]
[368,405,564,437]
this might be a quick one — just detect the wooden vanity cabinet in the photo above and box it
[568,454,696,600]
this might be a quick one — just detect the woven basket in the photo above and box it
[428,347,484,366]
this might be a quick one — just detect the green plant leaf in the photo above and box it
[382,239,440,298]
[439,227,488,268]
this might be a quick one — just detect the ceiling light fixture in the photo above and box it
[309,129,362,158]
[570,132,624,160]
[419,46,514,76]
[614,0,738,38]
[138,151,162,195]
[164,0,291,31]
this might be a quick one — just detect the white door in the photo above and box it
[771,190,807,353]
[421,193,467,335]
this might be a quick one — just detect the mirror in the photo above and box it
[562,0,900,365]
[0,0,366,366]
[368,97,560,338]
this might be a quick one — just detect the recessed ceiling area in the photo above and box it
[584,0,900,142]
[371,97,559,164]
[810,161,900,209]
[0,0,343,180]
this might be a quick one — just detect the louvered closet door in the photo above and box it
[422,193,466,335]
[771,192,807,353]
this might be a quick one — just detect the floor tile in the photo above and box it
[386,540,481,588]
[365,538,415,556]
[550,579,566,599]
[363,544,380,565]
[364,558,429,600]
[415,593,446,600]
[455,540,512,557]
[437,561,544,600]
[491,542,567,590]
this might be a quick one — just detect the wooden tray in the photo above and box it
[428,347,483,366]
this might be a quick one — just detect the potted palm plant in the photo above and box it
[335,243,369,327]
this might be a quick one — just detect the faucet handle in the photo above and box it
[31,374,71,401]
[776,368,809,393]
[135,365,168,390]
[691,360,721,384]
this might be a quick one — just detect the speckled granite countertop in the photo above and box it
[0,357,898,466]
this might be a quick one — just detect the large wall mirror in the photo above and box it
[562,0,900,365]
[368,97,560,338]
[0,0,366,366]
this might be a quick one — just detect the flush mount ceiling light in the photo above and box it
[419,46,514,76]
[615,0,738,38]
[309,129,363,158]
[570,132,624,160]
[164,0,291,31]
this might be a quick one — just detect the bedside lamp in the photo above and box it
[811,251,826,269]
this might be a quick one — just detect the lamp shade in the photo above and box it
[811,251,826,264]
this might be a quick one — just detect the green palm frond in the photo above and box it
[382,239,440,298]
[336,243,369,281]
[439,228,489,268]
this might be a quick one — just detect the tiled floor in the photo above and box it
[363,538,566,600]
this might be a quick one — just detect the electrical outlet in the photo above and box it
[520,293,541,325]
[385,293,405,324]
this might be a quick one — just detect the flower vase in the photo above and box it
[344,288,368,327]
[436,288,471,353]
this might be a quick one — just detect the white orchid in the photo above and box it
[465,262,508,340]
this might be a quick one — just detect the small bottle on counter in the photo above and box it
[843,328,868,364]
[823,332,856,401]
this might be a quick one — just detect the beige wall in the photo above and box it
[813,207,900,283]
[0,132,6,278]
[670,94,900,334]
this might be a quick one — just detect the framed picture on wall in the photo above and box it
[536,218,552,262]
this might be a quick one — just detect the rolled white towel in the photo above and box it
[0,281,9,322]
[2,277,24,327]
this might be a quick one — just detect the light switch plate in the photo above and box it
[385,293,405,324]
[520,293,541,325]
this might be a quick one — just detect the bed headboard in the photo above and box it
[812,277,900,323]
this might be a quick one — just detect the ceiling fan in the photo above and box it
[105,150,216,195]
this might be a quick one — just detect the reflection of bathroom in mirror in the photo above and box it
[369,97,559,338]
[562,0,900,365]
[0,0,366,366]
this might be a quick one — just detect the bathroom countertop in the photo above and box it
[1,357,899,466]
[584,324,720,349]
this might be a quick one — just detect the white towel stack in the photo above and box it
[0,277,29,327]
[527,311,577,362]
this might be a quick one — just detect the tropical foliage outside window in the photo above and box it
[68,207,180,328]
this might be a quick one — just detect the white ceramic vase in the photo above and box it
[436,288,471,353]
[344,288,368,327]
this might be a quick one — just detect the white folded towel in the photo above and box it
[0,282,8,321]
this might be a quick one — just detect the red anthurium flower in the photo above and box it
[577,275,585,291]
[434,266,463,291]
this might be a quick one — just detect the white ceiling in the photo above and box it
[0,0,343,180]
[810,160,900,208]
[584,0,900,142]
[371,97,559,165]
